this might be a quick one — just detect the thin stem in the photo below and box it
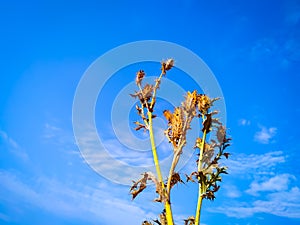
[148,111,164,184]
[195,114,207,225]
[166,110,190,195]
[166,147,181,195]
[195,193,204,225]
[148,111,174,225]
[137,84,149,128]
[150,72,164,109]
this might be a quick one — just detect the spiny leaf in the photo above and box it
[185,174,195,183]
[130,173,149,200]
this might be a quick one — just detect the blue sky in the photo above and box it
[0,0,300,225]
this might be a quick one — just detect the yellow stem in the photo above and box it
[148,111,164,184]
[148,111,174,225]
[195,193,204,225]
[195,116,207,225]
[165,201,173,225]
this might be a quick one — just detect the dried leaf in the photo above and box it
[223,152,230,159]
[134,121,147,131]
[184,216,195,225]
[159,210,167,225]
[130,173,149,200]
[202,113,212,133]
[153,219,161,225]
[217,125,226,143]
[142,221,154,225]
[185,174,195,183]
[169,172,184,188]
[130,84,154,104]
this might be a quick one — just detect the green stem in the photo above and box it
[195,123,207,225]
[148,111,174,225]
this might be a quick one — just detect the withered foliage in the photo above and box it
[130,172,167,203]
[184,216,195,225]
[161,59,174,75]
[131,59,174,131]
[168,172,184,189]
[185,106,231,201]
[142,210,167,225]
[164,91,220,149]
[129,59,231,225]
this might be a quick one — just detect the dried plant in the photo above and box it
[129,59,231,225]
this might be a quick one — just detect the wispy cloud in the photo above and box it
[213,187,300,219]
[75,122,196,185]
[226,151,285,175]
[254,126,277,144]
[43,123,76,148]
[246,174,295,196]
[238,119,250,126]
[0,130,29,161]
[210,150,300,219]
[0,170,157,224]
[222,184,242,198]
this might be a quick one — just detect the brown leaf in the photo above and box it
[217,125,226,143]
[130,84,154,104]
[142,221,154,225]
[202,113,212,133]
[134,121,147,131]
[130,173,149,200]
[184,216,195,225]
[223,152,230,159]
[169,172,184,188]
[153,219,161,225]
[185,174,195,183]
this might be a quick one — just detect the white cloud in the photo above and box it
[226,151,285,175]
[238,119,250,126]
[246,174,295,196]
[0,170,158,224]
[254,126,277,144]
[222,184,242,198]
[0,130,29,161]
[43,123,76,147]
[209,150,300,219]
[213,186,300,219]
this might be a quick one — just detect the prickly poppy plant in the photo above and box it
[129,59,231,225]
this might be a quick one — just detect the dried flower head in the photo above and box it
[197,94,211,114]
[136,70,145,86]
[165,107,184,148]
[165,59,174,71]
[161,58,174,74]
[182,90,198,116]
